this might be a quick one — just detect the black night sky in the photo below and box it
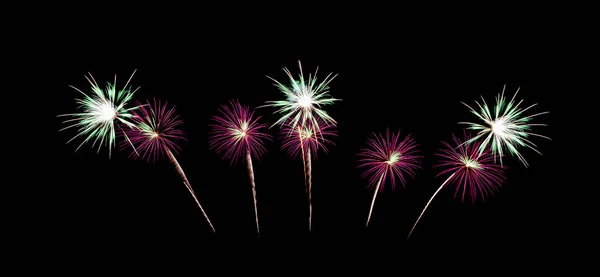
[36,14,583,260]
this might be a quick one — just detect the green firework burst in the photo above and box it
[459,85,550,167]
[58,70,141,158]
[262,60,340,137]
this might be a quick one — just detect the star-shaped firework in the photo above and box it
[460,85,550,167]
[58,70,141,158]
[357,129,422,226]
[209,99,272,236]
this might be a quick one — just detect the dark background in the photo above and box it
[41,19,580,257]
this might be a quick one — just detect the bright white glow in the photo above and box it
[491,117,507,136]
[238,121,249,137]
[151,131,159,138]
[461,156,481,169]
[387,152,401,165]
[300,129,313,140]
[96,101,116,122]
[298,94,312,108]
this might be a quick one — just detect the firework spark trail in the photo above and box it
[406,172,456,239]
[406,131,505,239]
[307,147,312,231]
[459,85,550,167]
[208,99,271,236]
[366,173,385,227]
[167,148,215,233]
[59,70,141,158]
[357,129,422,226]
[281,119,336,231]
[121,98,215,232]
[299,127,308,196]
[246,149,260,236]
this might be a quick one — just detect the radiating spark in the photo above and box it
[261,60,340,138]
[209,99,272,164]
[58,70,141,158]
[357,129,422,192]
[459,85,550,167]
[120,98,185,163]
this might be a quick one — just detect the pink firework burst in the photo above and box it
[357,129,422,226]
[121,98,215,233]
[357,129,422,191]
[121,98,186,163]
[436,131,506,203]
[407,130,506,239]
[280,118,337,160]
[208,99,272,236]
[209,99,272,164]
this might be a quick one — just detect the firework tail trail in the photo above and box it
[245,149,260,236]
[299,127,308,196]
[297,126,311,230]
[366,173,385,227]
[307,147,312,231]
[166,148,215,233]
[117,124,140,157]
[406,172,457,239]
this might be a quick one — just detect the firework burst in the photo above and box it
[459,85,550,167]
[209,99,272,236]
[407,130,505,239]
[122,98,215,232]
[262,60,340,138]
[58,70,141,158]
[263,61,341,231]
[357,129,422,226]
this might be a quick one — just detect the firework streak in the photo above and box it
[407,131,505,239]
[167,149,215,233]
[209,99,271,236]
[281,119,336,231]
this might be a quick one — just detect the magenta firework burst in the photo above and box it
[280,118,337,160]
[357,129,422,226]
[209,99,272,164]
[122,98,186,163]
[122,98,215,233]
[435,131,506,202]
[407,130,506,239]
[208,99,272,236]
